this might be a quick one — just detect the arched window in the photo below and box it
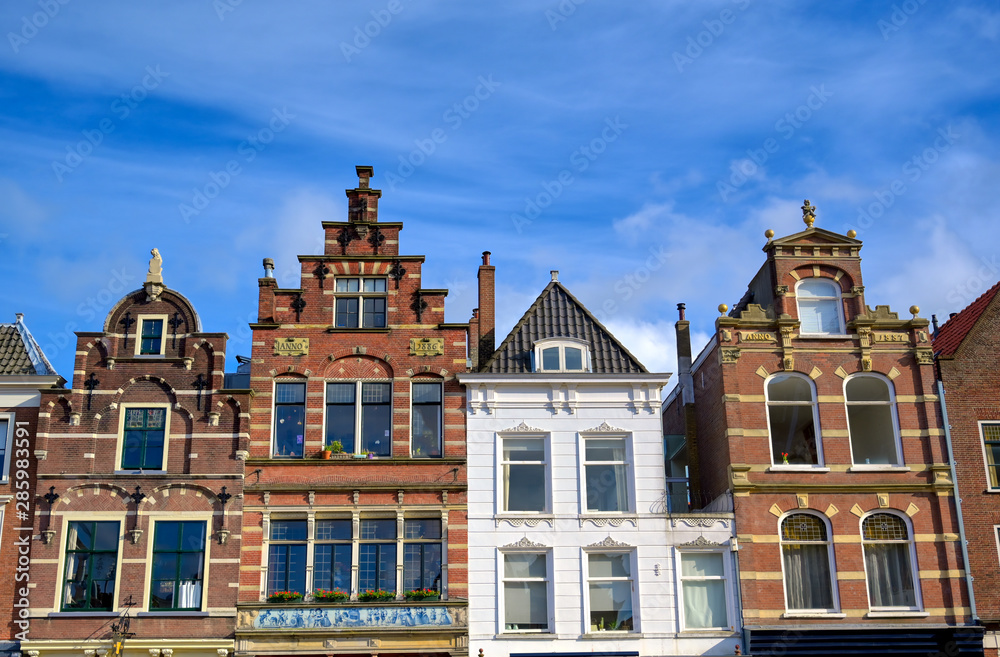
[845,375,901,466]
[796,278,844,335]
[780,514,836,611]
[766,374,822,466]
[861,513,919,610]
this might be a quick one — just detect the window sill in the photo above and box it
[114,470,167,475]
[768,465,831,473]
[47,611,119,617]
[496,631,553,638]
[848,465,910,472]
[581,631,639,639]
[136,611,209,617]
[866,611,929,618]
[782,612,847,619]
[326,327,390,334]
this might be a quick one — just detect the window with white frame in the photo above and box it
[267,520,307,596]
[861,513,919,610]
[501,436,547,512]
[766,373,822,466]
[665,434,690,513]
[325,381,392,456]
[781,513,836,611]
[846,375,902,466]
[136,316,166,356]
[502,552,550,632]
[410,382,442,458]
[0,414,13,481]
[533,338,590,372]
[583,436,630,513]
[120,406,168,471]
[62,521,120,611]
[335,277,387,328]
[150,520,206,610]
[586,552,634,632]
[273,382,306,458]
[796,278,845,335]
[981,423,1000,490]
[679,551,729,629]
[403,519,442,594]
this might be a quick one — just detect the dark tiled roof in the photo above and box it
[482,281,647,374]
[0,325,37,375]
[934,280,1000,357]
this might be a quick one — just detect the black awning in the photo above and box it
[748,626,984,656]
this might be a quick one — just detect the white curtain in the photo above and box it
[864,544,915,607]
[177,581,202,609]
[783,544,833,609]
[682,580,726,629]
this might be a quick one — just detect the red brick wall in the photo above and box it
[1,404,38,643]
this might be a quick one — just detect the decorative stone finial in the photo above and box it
[847,229,857,238]
[718,303,729,316]
[147,248,163,284]
[801,200,816,228]
[551,270,559,282]
[765,229,775,240]
[909,305,920,318]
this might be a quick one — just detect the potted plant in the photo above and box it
[320,445,333,460]
[313,589,349,602]
[267,590,303,603]
[357,589,395,602]
[404,588,440,601]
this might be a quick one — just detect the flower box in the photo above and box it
[357,589,396,602]
[313,589,349,602]
[404,589,440,601]
[267,591,303,603]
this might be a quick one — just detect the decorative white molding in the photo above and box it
[678,536,725,548]
[502,536,547,549]
[500,421,544,433]
[582,421,626,433]
[670,517,731,529]
[579,516,637,528]
[587,536,632,548]
[495,516,552,528]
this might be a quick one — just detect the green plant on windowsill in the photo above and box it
[357,589,395,602]
[267,591,303,603]
[329,440,344,454]
[312,589,349,602]
[404,588,440,601]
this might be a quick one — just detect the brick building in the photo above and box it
[0,315,63,657]
[935,281,1000,655]
[663,203,981,655]
[234,166,469,657]
[22,255,251,657]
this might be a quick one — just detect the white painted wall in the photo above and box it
[460,374,740,657]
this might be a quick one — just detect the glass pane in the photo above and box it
[862,514,909,541]
[411,404,441,457]
[667,480,690,514]
[564,347,583,370]
[179,553,204,580]
[314,544,352,592]
[363,297,386,327]
[364,278,386,292]
[361,519,396,540]
[682,580,727,628]
[504,463,545,511]
[275,383,305,403]
[337,278,360,292]
[327,383,356,404]
[362,382,392,403]
[181,522,206,551]
[588,553,630,578]
[681,552,724,577]
[848,404,899,465]
[270,520,308,541]
[151,553,178,581]
[797,278,839,298]
[274,405,305,457]
[361,403,391,456]
[846,376,892,402]
[504,553,546,578]
[316,519,352,540]
[404,519,442,539]
[586,439,626,461]
[285,544,307,594]
[768,375,814,402]
[326,404,356,454]
[122,431,143,469]
[504,581,548,630]
[769,405,818,465]
[585,463,627,512]
[67,522,93,551]
[90,554,117,580]
[799,298,841,333]
[125,409,145,428]
[146,408,165,428]
[94,522,120,551]
[589,580,633,631]
[541,347,560,370]
[335,298,359,328]
[781,514,827,542]
[783,543,834,609]
[503,438,544,461]
[412,383,441,403]
[154,522,181,551]
[90,580,116,610]
[150,580,175,609]
[864,543,916,607]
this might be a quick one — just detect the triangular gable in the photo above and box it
[934,280,1000,357]
[769,226,862,249]
[482,281,647,374]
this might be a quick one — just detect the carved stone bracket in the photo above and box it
[128,528,143,545]
[775,285,789,297]
[915,349,934,365]
[42,529,56,544]
[217,529,231,545]
[720,347,741,364]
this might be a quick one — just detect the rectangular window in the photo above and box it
[587,552,634,632]
[122,407,166,470]
[403,519,442,593]
[359,519,396,594]
[503,552,549,632]
[411,383,442,458]
[139,318,164,355]
[665,434,690,513]
[273,382,306,457]
[314,519,352,594]
[983,423,1000,489]
[502,437,547,512]
[267,520,307,595]
[325,382,392,456]
[680,552,729,629]
[0,416,12,480]
[335,278,387,328]
[63,521,119,611]
[150,521,206,610]
[583,437,629,512]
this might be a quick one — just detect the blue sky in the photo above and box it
[2,1,998,381]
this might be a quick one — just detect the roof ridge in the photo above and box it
[480,281,558,372]
[549,281,648,373]
[933,279,1000,357]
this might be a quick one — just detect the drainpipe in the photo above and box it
[938,380,978,623]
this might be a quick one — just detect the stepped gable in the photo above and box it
[482,279,647,374]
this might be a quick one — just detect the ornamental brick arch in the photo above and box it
[786,263,856,292]
[81,337,110,370]
[322,354,395,380]
[59,483,134,512]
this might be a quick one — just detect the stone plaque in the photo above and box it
[739,330,778,343]
[410,338,444,356]
[274,337,310,356]
[873,332,909,344]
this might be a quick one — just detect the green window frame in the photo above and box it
[62,521,119,611]
[140,319,164,355]
[150,521,206,610]
[122,407,166,470]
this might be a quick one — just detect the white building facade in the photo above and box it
[459,275,740,657]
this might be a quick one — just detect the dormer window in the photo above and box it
[533,338,590,372]
[135,315,168,356]
[335,277,387,328]
[795,278,844,335]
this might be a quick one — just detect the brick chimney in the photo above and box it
[477,252,495,370]
[346,165,381,223]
